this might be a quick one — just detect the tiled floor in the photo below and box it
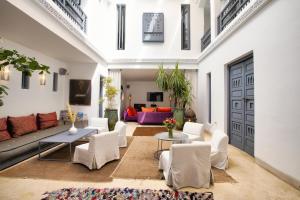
[0,122,299,200]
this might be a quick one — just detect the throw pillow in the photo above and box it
[8,114,38,137]
[127,107,137,116]
[0,118,11,142]
[37,112,58,130]
[141,107,156,112]
[157,107,172,112]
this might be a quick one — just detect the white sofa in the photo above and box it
[114,121,127,147]
[182,122,204,142]
[210,130,229,170]
[73,131,120,170]
[159,142,212,189]
[85,118,108,133]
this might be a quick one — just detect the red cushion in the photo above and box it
[127,107,137,116]
[157,107,172,112]
[0,118,11,142]
[0,117,7,131]
[8,114,38,137]
[37,112,58,130]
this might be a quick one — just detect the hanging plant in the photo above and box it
[0,48,50,106]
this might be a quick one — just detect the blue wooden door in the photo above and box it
[229,57,254,156]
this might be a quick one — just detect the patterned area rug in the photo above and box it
[42,187,214,200]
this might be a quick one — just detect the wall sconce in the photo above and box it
[40,73,46,85]
[0,66,10,81]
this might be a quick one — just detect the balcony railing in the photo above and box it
[201,28,211,51]
[52,0,87,32]
[217,0,250,34]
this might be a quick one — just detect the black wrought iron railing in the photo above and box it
[217,0,250,34]
[201,28,211,51]
[52,0,87,32]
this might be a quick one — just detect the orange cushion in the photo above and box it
[157,107,172,112]
[37,112,58,130]
[8,114,38,137]
[127,107,137,116]
[0,118,11,142]
[141,107,156,112]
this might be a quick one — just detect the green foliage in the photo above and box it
[155,63,193,109]
[0,48,50,106]
[155,64,170,91]
[100,77,119,109]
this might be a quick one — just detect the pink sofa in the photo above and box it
[137,112,173,125]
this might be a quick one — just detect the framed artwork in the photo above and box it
[142,13,164,42]
[69,79,91,105]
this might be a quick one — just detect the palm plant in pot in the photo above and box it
[100,77,119,131]
[155,63,192,130]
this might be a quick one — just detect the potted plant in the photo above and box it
[0,48,50,107]
[155,63,192,130]
[100,77,119,131]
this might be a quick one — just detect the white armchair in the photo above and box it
[210,130,229,170]
[159,142,212,189]
[114,121,127,147]
[73,131,120,170]
[182,122,204,142]
[85,118,108,133]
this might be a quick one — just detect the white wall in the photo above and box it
[197,0,300,182]
[123,81,171,108]
[0,39,68,117]
[82,0,204,60]
[66,62,108,118]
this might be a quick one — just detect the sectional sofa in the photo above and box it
[0,112,79,170]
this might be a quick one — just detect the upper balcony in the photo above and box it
[201,0,251,52]
[217,0,250,34]
[52,0,87,32]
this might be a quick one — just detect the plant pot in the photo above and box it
[184,108,197,122]
[173,109,184,130]
[104,109,118,131]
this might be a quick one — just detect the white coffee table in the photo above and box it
[153,132,188,159]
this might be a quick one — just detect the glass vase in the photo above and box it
[168,128,173,138]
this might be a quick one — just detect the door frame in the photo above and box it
[226,52,254,150]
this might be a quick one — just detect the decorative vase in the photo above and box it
[184,108,197,122]
[69,122,78,134]
[104,109,118,131]
[168,128,173,138]
[173,109,184,130]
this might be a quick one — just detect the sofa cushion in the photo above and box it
[37,112,58,130]
[157,107,172,112]
[0,118,11,142]
[8,114,38,137]
[126,107,137,116]
[141,107,156,112]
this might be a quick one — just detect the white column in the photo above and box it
[210,0,222,40]
[185,70,198,113]
[108,69,121,119]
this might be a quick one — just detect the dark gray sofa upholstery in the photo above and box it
[0,123,71,170]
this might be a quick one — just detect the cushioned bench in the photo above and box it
[0,122,71,170]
